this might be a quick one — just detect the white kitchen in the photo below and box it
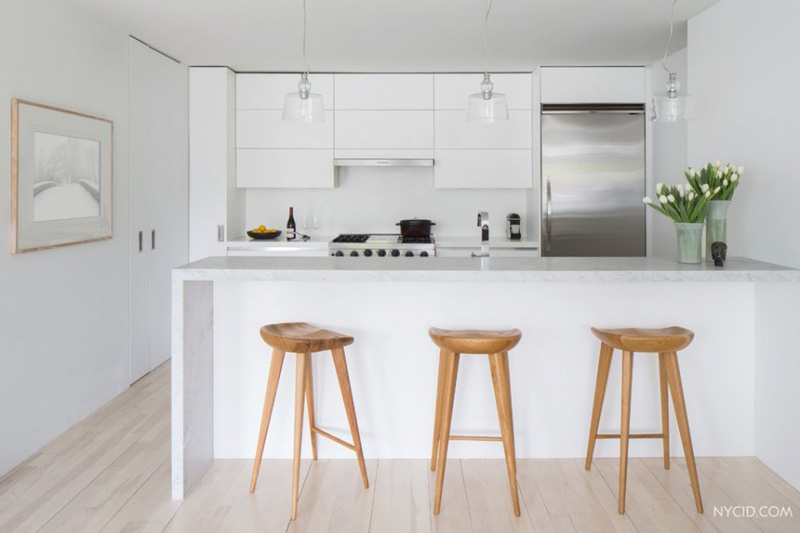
[2,0,800,531]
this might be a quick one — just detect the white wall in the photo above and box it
[0,0,130,475]
[246,169,530,238]
[648,49,688,258]
[688,0,800,269]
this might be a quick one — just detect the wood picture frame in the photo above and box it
[11,99,113,253]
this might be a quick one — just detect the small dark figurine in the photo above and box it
[711,241,728,267]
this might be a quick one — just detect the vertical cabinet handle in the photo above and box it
[545,177,553,252]
[151,229,156,250]
[217,224,225,242]
[138,231,143,252]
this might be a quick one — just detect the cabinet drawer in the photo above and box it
[334,74,433,109]
[236,73,334,109]
[236,110,333,148]
[434,150,532,189]
[335,110,433,149]
[237,149,335,188]
[435,110,532,149]
[540,67,645,103]
[434,73,533,110]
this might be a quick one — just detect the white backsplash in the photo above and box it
[245,166,538,238]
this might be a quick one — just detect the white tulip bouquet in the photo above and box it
[643,182,720,223]
[685,161,743,201]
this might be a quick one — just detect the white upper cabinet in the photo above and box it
[539,67,645,103]
[334,74,433,109]
[335,111,433,150]
[435,74,532,110]
[435,110,532,149]
[237,110,333,149]
[236,73,334,109]
[434,150,533,189]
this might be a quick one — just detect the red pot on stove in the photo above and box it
[396,218,436,238]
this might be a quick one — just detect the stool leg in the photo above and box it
[250,348,286,493]
[304,353,318,461]
[585,343,614,470]
[664,351,704,513]
[489,352,521,517]
[430,349,448,471]
[291,352,308,520]
[618,350,634,514]
[331,347,369,489]
[658,352,670,470]
[434,351,460,515]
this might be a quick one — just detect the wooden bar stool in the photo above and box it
[585,326,703,514]
[249,322,368,520]
[429,327,523,516]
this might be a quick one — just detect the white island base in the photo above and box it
[171,256,800,499]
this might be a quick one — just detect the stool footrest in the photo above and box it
[449,435,503,442]
[596,433,664,440]
[311,427,356,451]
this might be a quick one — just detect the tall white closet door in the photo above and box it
[129,38,188,383]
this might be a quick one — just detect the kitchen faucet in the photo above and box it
[472,212,490,258]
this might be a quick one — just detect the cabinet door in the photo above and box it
[435,110,532,149]
[335,110,433,151]
[236,73,334,109]
[237,149,335,188]
[435,73,533,110]
[129,38,188,382]
[540,67,645,103]
[434,150,532,189]
[334,74,433,109]
[237,110,333,148]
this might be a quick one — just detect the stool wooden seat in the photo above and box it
[585,326,703,515]
[250,322,367,521]
[260,322,354,352]
[591,326,694,353]
[429,327,522,517]
[429,327,522,354]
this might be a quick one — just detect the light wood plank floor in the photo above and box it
[1,362,799,532]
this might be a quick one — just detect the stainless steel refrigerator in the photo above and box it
[540,104,646,257]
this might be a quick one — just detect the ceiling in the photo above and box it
[65,0,722,72]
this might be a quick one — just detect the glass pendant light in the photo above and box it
[653,0,690,122]
[467,0,508,123]
[282,0,324,123]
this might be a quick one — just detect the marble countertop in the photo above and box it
[434,236,539,249]
[174,256,800,283]
[227,235,538,249]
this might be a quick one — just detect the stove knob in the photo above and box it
[350,250,359,257]
[405,251,414,257]
[377,249,387,257]
[391,249,400,257]
[364,249,373,257]
[334,251,344,257]
[420,251,429,257]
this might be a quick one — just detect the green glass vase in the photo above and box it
[675,222,704,264]
[705,200,731,262]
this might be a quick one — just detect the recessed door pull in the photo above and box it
[138,231,143,252]
[151,229,156,250]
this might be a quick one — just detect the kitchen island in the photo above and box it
[171,256,800,498]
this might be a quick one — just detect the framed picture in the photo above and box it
[11,99,113,253]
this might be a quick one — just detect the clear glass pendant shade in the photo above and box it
[282,73,325,123]
[466,73,508,123]
[653,72,690,122]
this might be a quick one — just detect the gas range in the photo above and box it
[329,234,436,258]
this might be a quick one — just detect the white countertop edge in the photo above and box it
[227,235,538,249]
[174,256,800,283]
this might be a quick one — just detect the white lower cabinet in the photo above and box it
[236,149,336,188]
[436,247,539,258]
[434,150,533,189]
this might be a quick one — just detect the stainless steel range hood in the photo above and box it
[333,158,434,167]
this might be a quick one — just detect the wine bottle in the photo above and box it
[286,207,296,240]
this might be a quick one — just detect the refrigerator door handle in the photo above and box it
[545,177,553,252]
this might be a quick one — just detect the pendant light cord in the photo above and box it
[483,0,494,75]
[661,0,677,75]
[302,0,309,76]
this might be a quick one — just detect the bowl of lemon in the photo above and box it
[247,225,282,240]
